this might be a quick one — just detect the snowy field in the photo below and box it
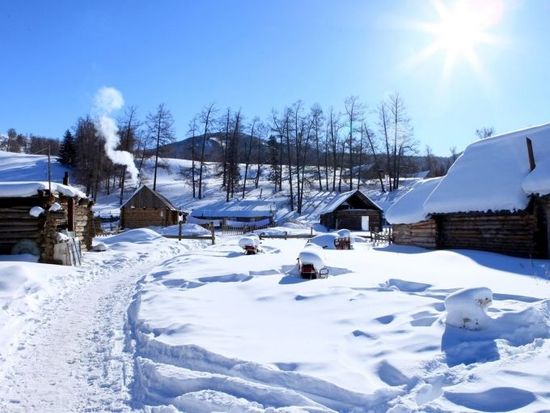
[128,235,550,412]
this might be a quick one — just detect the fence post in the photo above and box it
[210,222,215,245]
[178,220,182,241]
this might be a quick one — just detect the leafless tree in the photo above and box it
[146,103,175,191]
[198,103,216,199]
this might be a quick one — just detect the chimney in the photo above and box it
[526,138,536,172]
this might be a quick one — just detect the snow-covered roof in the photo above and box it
[320,190,382,215]
[191,199,275,219]
[387,123,550,224]
[424,123,550,215]
[0,181,87,199]
[121,185,178,211]
[385,177,443,224]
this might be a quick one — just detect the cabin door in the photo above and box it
[361,216,370,231]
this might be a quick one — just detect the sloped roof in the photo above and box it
[385,177,443,224]
[424,122,550,215]
[121,185,178,211]
[191,199,275,218]
[320,190,382,215]
[387,123,550,224]
[0,181,87,199]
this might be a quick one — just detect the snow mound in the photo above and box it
[157,224,211,237]
[298,247,326,271]
[239,236,260,249]
[101,228,162,245]
[445,287,493,330]
[308,234,339,249]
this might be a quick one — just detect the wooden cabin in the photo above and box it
[189,200,275,229]
[319,190,383,232]
[387,124,550,258]
[0,180,93,264]
[120,185,182,229]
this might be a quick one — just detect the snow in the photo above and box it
[0,181,86,199]
[385,177,443,224]
[127,238,550,412]
[425,123,550,215]
[49,201,62,212]
[319,189,382,215]
[29,206,45,217]
[444,287,493,330]
[155,223,211,237]
[191,199,275,219]
[1,148,550,412]
[239,235,261,249]
[297,245,326,271]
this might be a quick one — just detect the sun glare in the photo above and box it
[410,0,503,80]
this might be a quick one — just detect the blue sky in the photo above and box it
[1,0,549,155]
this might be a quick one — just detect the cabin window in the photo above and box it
[160,210,164,217]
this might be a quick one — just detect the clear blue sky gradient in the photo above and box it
[1,0,549,155]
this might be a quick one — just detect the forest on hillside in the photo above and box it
[2,94,474,212]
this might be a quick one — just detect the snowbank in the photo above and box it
[156,224,211,237]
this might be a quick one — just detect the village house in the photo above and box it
[120,185,182,229]
[386,123,550,258]
[319,189,383,232]
[189,199,275,229]
[0,177,93,264]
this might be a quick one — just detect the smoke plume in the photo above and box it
[93,87,139,185]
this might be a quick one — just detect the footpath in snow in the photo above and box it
[0,229,205,412]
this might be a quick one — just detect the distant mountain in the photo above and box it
[162,132,267,162]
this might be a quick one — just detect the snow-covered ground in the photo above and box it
[127,236,550,412]
[1,150,549,412]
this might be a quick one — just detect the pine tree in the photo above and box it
[59,129,76,166]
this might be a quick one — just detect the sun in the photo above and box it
[410,0,503,79]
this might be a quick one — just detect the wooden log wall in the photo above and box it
[437,212,540,257]
[321,209,382,232]
[0,206,44,254]
[392,220,437,249]
[121,208,177,228]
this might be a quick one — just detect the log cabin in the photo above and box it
[387,123,550,258]
[120,185,182,229]
[319,190,383,232]
[0,179,93,264]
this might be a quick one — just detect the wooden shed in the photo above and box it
[0,180,93,264]
[120,185,181,229]
[387,123,550,258]
[319,190,383,232]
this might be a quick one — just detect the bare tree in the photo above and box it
[146,103,175,191]
[198,103,216,199]
[344,96,363,190]
[242,117,258,198]
[310,104,324,190]
[117,106,140,204]
[476,127,495,139]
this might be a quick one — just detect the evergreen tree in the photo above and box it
[59,129,76,166]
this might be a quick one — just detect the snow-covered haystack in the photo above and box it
[445,287,493,330]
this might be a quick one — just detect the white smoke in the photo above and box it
[93,87,139,185]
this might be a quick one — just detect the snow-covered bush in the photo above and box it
[445,287,493,330]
